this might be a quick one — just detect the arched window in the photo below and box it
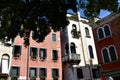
[70,42,76,53]
[104,25,111,37]
[72,24,77,31]
[2,54,10,74]
[85,27,90,37]
[109,46,117,61]
[102,48,110,63]
[98,28,104,39]
[88,45,94,58]
[65,43,69,54]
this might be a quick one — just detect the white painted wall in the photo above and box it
[0,41,13,74]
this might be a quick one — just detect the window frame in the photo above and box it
[52,50,58,61]
[52,68,59,80]
[88,45,94,58]
[39,48,47,60]
[39,68,47,80]
[52,33,56,42]
[13,45,22,57]
[10,66,20,79]
[101,45,118,64]
[30,47,38,60]
[29,67,37,80]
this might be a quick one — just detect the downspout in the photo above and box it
[76,3,86,66]
[26,45,29,80]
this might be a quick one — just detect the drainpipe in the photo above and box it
[76,1,86,66]
[26,45,29,80]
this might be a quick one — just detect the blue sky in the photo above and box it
[67,9,111,18]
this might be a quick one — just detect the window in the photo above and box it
[2,54,9,74]
[13,45,21,57]
[65,43,69,54]
[109,46,117,61]
[102,45,118,63]
[88,45,94,58]
[10,67,20,80]
[40,48,47,60]
[85,27,90,37]
[92,69,99,78]
[29,68,37,80]
[52,50,58,61]
[77,68,83,78]
[104,25,111,37]
[97,24,112,40]
[98,28,104,39]
[39,68,47,80]
[70,42,76,53]
[71,24,80,38]
[30,47,38,60]
[102,48,110,63]
[52,68,59,80]
[52,34,56,42]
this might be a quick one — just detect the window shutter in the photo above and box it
[19,46,22,54]
[45,68,47,77]
[30,47,32,57]
[12,45,15,55]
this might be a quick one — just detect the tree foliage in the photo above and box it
[0,0,119,46]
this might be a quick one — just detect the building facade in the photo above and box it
[10,30,62,80]
[61,14,99,80]
[0,39,13,79]
[93,13,120,80]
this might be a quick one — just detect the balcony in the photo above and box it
[62,54,81,65]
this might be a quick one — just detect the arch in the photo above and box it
[85,27,90,36]
[70,42,76,53]
[101,48,110,63]
[88,45,94,58]
[1,54,10,74]
[103,24,111,37]
[72,24,77,31]
[108,45,117,61]
[97,28,104,39]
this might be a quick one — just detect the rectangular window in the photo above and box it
[52,50,58,61]
[29,68,37,80]
[92,69,99,78]
[52,34,56,42]
[13,45,21,57]
[77,68,83,78]
[30,47,38,60]
[52,68,59,80]
[40,48,47,60]
[10,66,20,80]
[39,68,47,80]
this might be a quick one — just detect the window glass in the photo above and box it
[102,49,110,63]
[30,47,38,59]
[52,34,56,42]
[85,27,90,37]
[52,68,59,80]
[10,67,20,80]
[13,45,21,57]
[88,45,94,58]
[98,28,104,39]
[104,25,111,37]
[52,50,58,60]
[92,69,99,78]
[40,68,47,80]
[70,43,76,53]
[40,48,47,60]
[29,68,37,79]
[65,43,69,54]
[77,68,83,78]
[109,46,117,61]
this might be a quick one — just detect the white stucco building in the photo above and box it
[61,14,99,80]
[0,39,12,78]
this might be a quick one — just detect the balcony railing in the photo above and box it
[62,53,81,65]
